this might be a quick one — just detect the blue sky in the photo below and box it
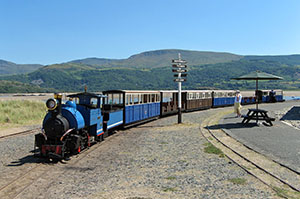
[0,0,300,64]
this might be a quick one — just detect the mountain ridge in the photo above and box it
[68,49,243,68]
[0,59,43,76]
[1,49,300,93]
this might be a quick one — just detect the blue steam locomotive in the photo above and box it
[35,89,283,160]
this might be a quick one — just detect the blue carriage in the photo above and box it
[212,90,235,107]
[257,89,284,103]
[103,90,161,126]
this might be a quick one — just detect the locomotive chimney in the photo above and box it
[54,93,63,115]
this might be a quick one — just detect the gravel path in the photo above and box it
[2,107,280,199]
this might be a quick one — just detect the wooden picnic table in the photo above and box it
[242,108,275,126]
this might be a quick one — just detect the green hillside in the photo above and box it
[243,55,300,65]
[1,49,300,93]
[1,59,299,92]
[0,80,54,93]
[0,59,43,75]
[70,49,243,68]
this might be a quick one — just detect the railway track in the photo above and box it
[0,130,115,199]
[200,110,300,199]
[0,128,40,140]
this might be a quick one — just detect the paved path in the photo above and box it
[219,101,300,173]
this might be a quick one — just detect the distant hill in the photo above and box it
[1,49,300,93]
[0,59,43,76]
[243,55,300,65]
[2,59,299,92]
[0,80,54,93]
[69,49,243,68]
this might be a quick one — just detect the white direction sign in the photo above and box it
[174,78,186,82]
[174,74,187,77]
[172,69,187,73]
[172,64,187,68]
[172,59,187,64]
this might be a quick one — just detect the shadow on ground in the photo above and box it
[280,106,300,121]
[206,122,257,130]
[7,150,57,166]
[7,155,44,166]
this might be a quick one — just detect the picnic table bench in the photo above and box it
[242,108,275,126]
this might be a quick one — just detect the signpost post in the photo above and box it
[172,53,187,124]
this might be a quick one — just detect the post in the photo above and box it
[256,79,258,123]
[178,68,182,123]
[171,53,187,124]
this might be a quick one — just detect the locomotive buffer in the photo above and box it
[172,53,187,123]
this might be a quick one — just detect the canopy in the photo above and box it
[232,71,283,81]
[232,71,283,114]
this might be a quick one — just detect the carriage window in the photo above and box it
[142,94,147,103]
[151,94,155,102]
[163,93,172,102]
[126,94,133,105]
[125,94,128,105]
[107,94,112,104]
[196,93,199,99]
[130,94,133,104]
[113,94,121,104]
[90,98,98,108]
[201,93,204,99]
[133,94,139,104]
[156,94,160,102]
[277,90,282,95]
[173,93,177,102]
[120,94,123,104]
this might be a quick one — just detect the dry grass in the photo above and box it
[0,100,46,129]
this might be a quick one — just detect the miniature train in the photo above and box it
[35,89,283,160]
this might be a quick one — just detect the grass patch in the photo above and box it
[273,186,300,199]
[160,141,168,145]
[228,178,247,185]
[0,100,46,129]
[166,176,176,180]
[162,187,177,192]
[204,142,224,157]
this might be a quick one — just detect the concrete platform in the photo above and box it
[219,101,300,173]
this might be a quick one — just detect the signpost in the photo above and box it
[171,53,187,123]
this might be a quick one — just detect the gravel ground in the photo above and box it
[0,133,41,190]
[0,107,280,199]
